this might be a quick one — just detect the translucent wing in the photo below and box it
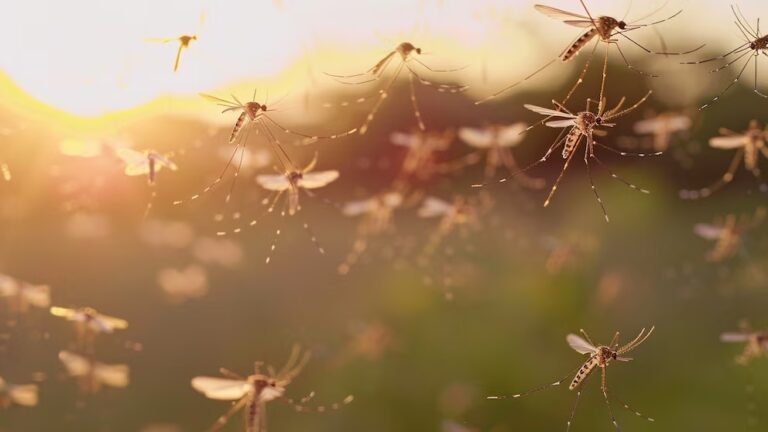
[458,127,494,148]
[199,93,239,107]
[256,174,292,191]
[694,223,723,240]
[191,376,249,401]
[534,4,589,21]
[562,20,594,28]
[117,148,150,176]
[98,313,129,331]
[59,351,91,376]
[710,135,747,149]
[524,104,576,119]
[50,306,78,319]
[259,385,285,402]
[418,197,453,218]
[545,119,577,128]
[496,123,527,147]
[95,363,130,388]
[720,332,750,343]
[298,170,339,189]
[150,153,178,171]
[21,284,51,308]
[9,385,38,407]
[566,334,597,354]
[390,132,418,148]
[343,198,376,217]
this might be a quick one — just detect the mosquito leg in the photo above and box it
[499,149,546,189]
[208,398,248,432]
[599,42,610,110]
[612,393,655,422]
[701,54,753,110]
[609,331,620,349]
[709,49,752,74]
[754,52,768,98]
[680,149,744,199]
[225,125,254,204]
[682,43,750,65]
[359,62,405,135]
[594,142,663,157]
[591,153,650,194]
[262,115,358,141]
[600,372,622,432]
[302,217,326,255]
[487,365,582,400]
[475,57,558,104]
[412,57,468,73]
[406,63,469,93]
[544,147,578,208]
[283,394,355,413]
[144,188,157,219]
[613,42,659,78]
[567,390,583,432]
[265,211,285,265]
[585,146,610,222]
[408,71,426,131]
[563,39,600,107]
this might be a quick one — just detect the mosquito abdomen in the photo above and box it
[562,128,580,159]
[569,357,598,390]
[561,29,597,62]
[230,112,247,143]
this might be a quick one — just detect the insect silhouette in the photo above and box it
[58,351,129,394]
[116,148,179,216]
[418,195,484,262]
[325,42,467,134]
[459,124,544,188]
[682,5,768,109]
[680,120,768,199]
[147,12,205,72]
[477,92,658,222]
[721,321,768,366]
[0,376,38,408]
[477,2,702,104]
[49,307,128,352]
[693,207,766,262]
[191,345,353,432]
[630,111,693,153]
[0,275,50,314]
[488,327,655,432]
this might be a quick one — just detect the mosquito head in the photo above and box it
[288,171,303,184]
[244,101,265,119]
[618,21,627,30]
[397,42,419,57]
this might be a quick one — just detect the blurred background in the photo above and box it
[0,0,767,431]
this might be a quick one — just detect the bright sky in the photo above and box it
[0,0,763,120]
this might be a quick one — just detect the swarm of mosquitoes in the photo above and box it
[3,1,768,431]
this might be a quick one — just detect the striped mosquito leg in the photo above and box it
[406,64,468,93]
[544,144,578,208]
[207,398,248,432]
[338,237,368,275]
[682,43,750,65]
[566,390,583,432]
[613,43,659,78]
[284,394,354,413]
[500,150,546,189]
[585,147,610,222]
[302,218,326,255]
[594,142,663,157]
[143,189,157,219]
[601,369,622,432]
[487,366,581,400]
[754,52,768,98]
[475,57,558,104]
[679,149,744,199]
[359,62,405,135]
[612,394,655,422]
[701,54,753,110]
[599,42,610,108]
[563,39,600,106]
[408,72,426,131]
[590,154,651,194]
[265,222,283,264]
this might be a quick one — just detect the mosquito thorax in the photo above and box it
[397,42,420,58]
[288,171,303,184]
[244,102,266,119]
[599,346,618,361]
[753,36,768,51]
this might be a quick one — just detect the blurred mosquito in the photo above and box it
[721,321,768,366]
[116,148,178,216]
[191,345,353,432]
[59,351,129,394]
[476,92,658,222]
[477,2,702,104]
[0,275,50,314]
[459,124,544,188]
[338,191,403,275]
[147,11,205,72]
[682,5,768,109]
[50,306,128,352]
[680,120,768,199]
[693,207,766,262]
[418,195,486,263]
[325,42,468,134]
[488,327,655,432]
[0,376,38,408]
[630,111,693,153]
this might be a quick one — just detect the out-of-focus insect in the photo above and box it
[0,275,50,314]
[0,163,10,181]
[58,351,129,394]
[116,148,179,216]
[157,265,209,303]
[541,233,599,275]
[488,327,655,432]
[682,5,768,109]
[325,42,467,134]
[338,191,403,275]
[459,124,544,188]
[191,345,353,432]
[192,237,244,268]
[477,2,702,104]
[680,120,768,199]
[630,111,693,153]
[721,321,768,365]
[50,307,128,352]
[0,376,38,408]
[479,92,658,222]
[418,196,486,262]
[693,207,766,262]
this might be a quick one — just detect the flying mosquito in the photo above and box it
[682,5,768,109]
[680,120,768,199]
[476,92,659,222]
[693,207,765,262]
[417,195,488,264]
[488,327,655,432]
[721,321,768,365]
[191,345,353,432]
[0,376,38,408]
[0,275,50,314]
[338,191,403,275]
[458,123,545,188]
[58,351,129,394]
[477,2,702,105]
[325,42,468,134]
[630,111,693,153]
[116,148,179,216]
[147,12,205,72]
[50,306,128,352]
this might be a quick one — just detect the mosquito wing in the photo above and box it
[524,104,576,119]
[21,284,51,308]
[256,174,292,191]
[59,351,91,377]
[97,313,129,331]
[199,93,238,107]
[418,197,453,218]
[562,20,594,28]
[458,127,494,149]
[298,170,339,189]
[545,119,577,128]
[50,306,78,320]
[496,123,527,147]
[117,148,150,176]
[191,376,250,401]
[9,384,38,407]
[150,153,178,171]
[720,332,750,343]
[390,132,419,148]
[95,363,130,388]
[694,223,723,240]
[566,334,597,355]
[534,4,589,21]
[343,198,376,217]
[710,135,747,149]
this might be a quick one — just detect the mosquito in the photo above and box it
[488,327,655,432]
[477,2,702,105]
[417,195,485,263]
[458,123,545,188]
[147,12,205,72]
[58,351,129,394]
[693,207,765,262]
[191,345,353,432]
[116,148,179,216]
[0,376,38,408]
[680,120,768,199]
[682,5,768,109]
[477,92,658,222]
[0,275,50,314]
[325,42,468,135]
[721,321,768,366]
[630,111,693,153]
[50,306,128,352]
[338,191,403,275]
